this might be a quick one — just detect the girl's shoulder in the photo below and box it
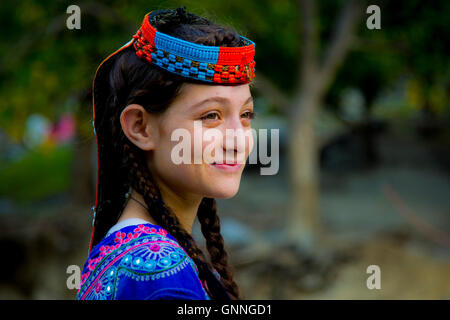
[76,222,210,300]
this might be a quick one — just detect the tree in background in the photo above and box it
[248,0,449,256]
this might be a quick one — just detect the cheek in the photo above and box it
[152,138,201,192]
[150,124,204,190]
[153,127,194,172]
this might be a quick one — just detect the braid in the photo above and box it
[197,198,241,299]
[122,140,235,300]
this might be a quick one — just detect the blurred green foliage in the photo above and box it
[0,144,73,202]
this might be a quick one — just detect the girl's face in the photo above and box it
[148,83,254,200]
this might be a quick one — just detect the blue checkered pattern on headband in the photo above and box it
[154,31,220,64]
[150,47,216,82]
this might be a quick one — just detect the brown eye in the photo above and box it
[201,112,219,121]
[242,111,256,119]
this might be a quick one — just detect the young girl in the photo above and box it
[76,7,256,300]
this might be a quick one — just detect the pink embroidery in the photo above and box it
[84,225,169,278]
[78,271,91,290]
[134,224,150,233]
[150,244,161,252]
[133,224,168,237]
[95,282,103,293]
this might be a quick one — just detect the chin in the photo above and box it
[204,183,241,199]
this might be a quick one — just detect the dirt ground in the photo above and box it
[233,231,450,299]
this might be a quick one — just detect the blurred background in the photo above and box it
[0,0,449,299]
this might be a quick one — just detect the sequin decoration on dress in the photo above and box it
[76,223,211,300]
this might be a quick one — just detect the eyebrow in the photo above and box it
[189,95,253,111]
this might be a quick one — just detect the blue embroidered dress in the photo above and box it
[76,218,211,300]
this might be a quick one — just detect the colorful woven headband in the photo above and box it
[131,10,256,84]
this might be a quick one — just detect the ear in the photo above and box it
[120,104,158,151]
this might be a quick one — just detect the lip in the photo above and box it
[209,162,243,172]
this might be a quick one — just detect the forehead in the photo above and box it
[175,83,252,107]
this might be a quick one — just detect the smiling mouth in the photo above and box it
[209,162,243,172]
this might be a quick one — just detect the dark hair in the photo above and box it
[93,7,244,300]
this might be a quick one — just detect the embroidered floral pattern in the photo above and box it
[76,223,209,300]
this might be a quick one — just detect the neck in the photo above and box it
[156,178,203,234]
[119,185,202,235]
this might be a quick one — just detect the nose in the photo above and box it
[221,118,249,164]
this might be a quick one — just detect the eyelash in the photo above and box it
[200,111,256,121]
